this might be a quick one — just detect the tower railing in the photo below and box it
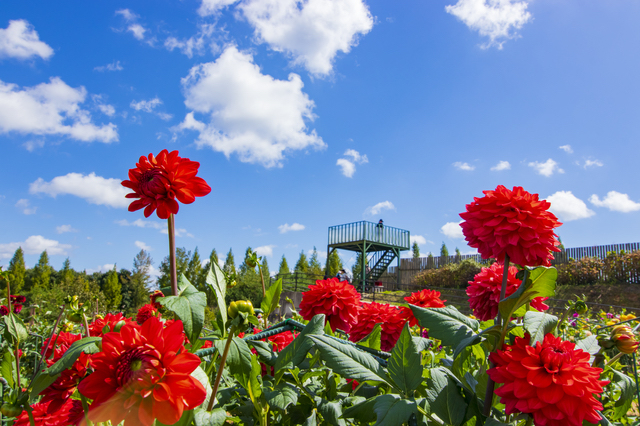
[327,221,410,249]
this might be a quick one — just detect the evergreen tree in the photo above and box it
[260,257,270,286]
[238,247,259,286]
[8,247,26,294]
[326,250,343,278]
[278,255,290,276]
[186,247,203,286]
[352,252,365,283]
[455,247,462,263]
[133,250,154,290]
[103,266,122,312]
[209,249,219,270]
[308,247,323,277]
[427,252,435,269]
[440,242,449,266]
[412,241,420,259]
[227,247,263,308]
[32,251,53,290]
[223,248,236,277]
[294,251,308,275]
[157,248,191,289]
[60,258,74,286]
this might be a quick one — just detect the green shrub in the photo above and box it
[412,259,483,289]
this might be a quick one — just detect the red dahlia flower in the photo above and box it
[78,317,206,426]
[349,302,406,352]
[488,333,608,426]
[122,149,211,219]
[89,313,135,337]
[41,332,82,359]
[467,263,549,321]
[40,352,90,410]
[10,294,26,304]
[460,185,562,267]
[136,303,161,325]
[299,278,361,333]
[400,289,446,327]
[0,305,8,316]
[150,290,165,309]
[13,398,84,426]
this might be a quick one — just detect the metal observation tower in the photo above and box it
[327,221,410,292]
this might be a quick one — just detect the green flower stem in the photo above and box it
[32,304,65,380]
[167,214,178,296]
[524,416,533,426]
[208,326,236,411]
[82,313,91,338]
[606,351,625,366]
[632,352,640,415]
[6,277,11,318]
[257,263,268,328]
[80,394,93,426]
[27,407,35,426]
[483,254,510,416]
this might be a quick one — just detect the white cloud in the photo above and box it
[559,145,573,154]
[135,240,151,251]
[441,221,464,239]
[56,224,78,234]
[344,149,368,164]
[453,161,475,171]
[165,24,219,58]
[546,191,594,222]
[279,223,305,233]
[201,0,374,76]
[364,201,396,216]
[115,219,164,229]
[30,172,130,208]
[584,159,603,169]
[86,264,116,274]
[15,199,36,215]
[92,94,116,117]
[337,149,368,177]
[589,191,640,213]
[23,139,45,152]
[0,77,118,143]
[307,248,327,260]
[490,160,510,171]
[255,245,276,257]
[130,97,162,112]
[94,60,123,72]
[115,9,149,42]
[445,0,532,49]
[0,235,71,259]
[410,235,427,245]
[175,46,325,168]
[161,227,194,238]
[0,20,53,60]
[528,159,564,177]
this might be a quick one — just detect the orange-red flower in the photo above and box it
[400,289,446,327]
[349,302,406,352]
[13,399,84,426]
[89,313,135,337]
[40,339,90,410]
[78,317,206,426]
[299,278,361,333]
[122,149,211,219]
[467,262,549,321]
[136,303,161,325]
[460,185,562,267]
[488,333,608,426]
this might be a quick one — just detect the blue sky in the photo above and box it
[2,0,640,278]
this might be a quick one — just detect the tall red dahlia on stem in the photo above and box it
[122,149,211,219]
[349,302,406,352]
[78,317,206,426]
[467,262,549,321]
[299,278,361,333]
[460,185,562,267]
[89,312,136,337]
[488,333,608,426]
[400,289,446,327]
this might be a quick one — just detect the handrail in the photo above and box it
[328,221,410,249]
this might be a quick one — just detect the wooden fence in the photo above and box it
[552,242,640,264]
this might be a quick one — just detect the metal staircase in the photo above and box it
[366,250,396,282]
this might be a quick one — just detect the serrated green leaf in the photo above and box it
[372,394,418,426]
[30,370,59,401]
[426,367,467,426]
[307,334,390,385]
[499,266,557,320]
[191,366,213,410]
[341,397,378,423]
[275,314,325,371]
[388,323,422,395]
[609,368,635,420]
[316,397,346,426]
[206,261,228,328]
[485,419,511,426]
[248,340,277,366]
[247,354,263,402]
[453,334,484,360]
[216,337,252,387]
[1,348,15,387]
[3,313,28,344]
[302,409,319,426]
[193,407,228,426]
[575,335,600,364]
[158,275,207,346]
[523,311,558,346]
[261,278,282,319]
[266,382,299,412]
[357,323,382,351]
[48,337,101,375]
[411,305,479,348]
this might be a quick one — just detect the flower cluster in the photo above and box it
[299,278,361,332]
[400,289,446,327]
[488,333,608,426]
[122,149,211,219]
[349,302,406,352]
[466,262,549,321]
[460,185,562,267]
[89,312,135,337]
[1,294,26,316]
[13,399,84,426]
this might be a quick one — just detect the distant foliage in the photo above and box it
[412,259,484,289]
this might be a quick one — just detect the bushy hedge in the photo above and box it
[411,259,486,289]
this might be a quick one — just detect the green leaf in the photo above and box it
[215,337,252,387]
[426,368,467,426]
[193,407,229,426]
[356,323,382,351]
[191,366,213,410]
[302,409,319,426]
[206,261,228,328]
[247,355,263,402]
[410,305,479,348]
[261,278,282,319]
[388,323,423,395]
[609,368,635,420]
[453,334,485,360]
[307,334,391,385]
[1,348,15,387]
[248,340,277,366]
[275,314,325,371]
[48,337,101,375]
[372,394,418,426]
[499,266,557,320]
[341,397,378,423]
[523,311,558,346]
[30,370,59,401]
[3,313,28,344]
[315,397,346,426]
[484,419,511,426]
[266,382,299,412]
[575,335,600,364]
[158,275,207,346]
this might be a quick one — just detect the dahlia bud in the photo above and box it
[611,324,639,354]
[1,403,23,418]
[228,300,254,319]
[113,320,127,332]
[574,300,588,315]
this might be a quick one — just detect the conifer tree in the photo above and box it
[8,247,26,294]
[133,250,154,290]
[61,258,74,286]
[278,255,290,276]
[261,257,270,286]
[186,247,203,286]
[103,265,122,312]
[440,242,449,266]
[308,247,323,277]
[157,248,190,289]
[455,247,462,263]
[427,252,435,269]
[223,248,236,277]
[32,251,52,290]
[412,241,420,259]
[295,251,308,274]
[326,250,343,278]
[209,249,219,270]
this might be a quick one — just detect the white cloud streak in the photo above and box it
[29,173,130,208]
[165,24,219,58]
[94,60,123,72]
[135,241,152,251]
[337,149,368,177]
[279,223,305,233]
[546,191,594,222]
[364,201,396,216]
[255,245,276,257]
[0,235,71,259]
[56,225,78,234]
[584,159,603,169]
[559,145,573,154]
[490,160,510,171]
[15,199,36,215]
[410,235,427,245]
[441,221,464,239]
[589,191,640,213]
[528,159,564,177]
[0,20,53,60]
[453,161,475,171]
[115,219,164,229]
